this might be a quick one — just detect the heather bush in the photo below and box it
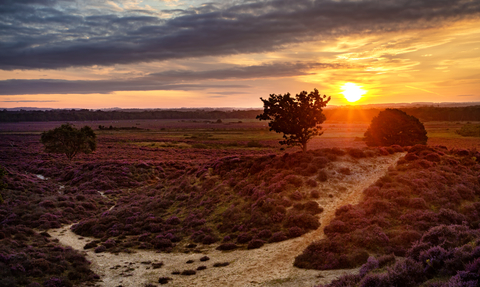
[284,212,320,230]
[299,145,480,277]
[359,256,379,277]
[317,170,328,182]
[181,269,196,275]
[348,148,366,158]
[247,239,265,249]
[377,254,396,268]
[288,226,305,238]
[236,233,253,244]
[269,231,288,243]
[310,190,320,199]
[304,201,324,215]
[216,243,238,251]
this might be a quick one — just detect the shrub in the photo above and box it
[304,201,324,215]
[310,190,320,199]
[359,256,379,277]
[377,254,396,268]
[257,229,272,239]
[236,233,253,244]
[202,235,218,245]
[158,276,172,284]
[338,167,351,175]
[288,226,305,238]
[364,109,427,147]
[269,231,288,243]
[348,148,366,158]
[317,170,328,182]
[289,190,303,201]
[213,262,230,267]
[285,175,303,187]
[284,212,320,230]
[306,178,318,187]
[216,243,238,251]
[94,245,106,253]
[199,256,210,262]
[181,270,196,275]
[247,239,265,249]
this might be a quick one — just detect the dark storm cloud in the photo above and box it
[1,0,480,70]
[0,61,340,94]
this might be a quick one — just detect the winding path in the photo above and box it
[49,152,405,287]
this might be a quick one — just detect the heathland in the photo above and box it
[0,113,479,287]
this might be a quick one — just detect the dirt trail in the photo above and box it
[49,152,405,287]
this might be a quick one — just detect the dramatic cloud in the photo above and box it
[1,0,479,70]
[0,61,344,94]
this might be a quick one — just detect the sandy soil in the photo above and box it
[48,152,405,287]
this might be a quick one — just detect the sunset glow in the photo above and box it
[341,83,367,103]
[0,1,479,108]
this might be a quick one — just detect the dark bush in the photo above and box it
[288,226,305,238]
[213,262,230,267]
[284,212,320,230]
[94,245,106,253]
[247,239,265,249]
[317,170,328,182]
[364,109,427,147]
[269,231,288,243]
[348,148,366,158]
[304,201,324,215]
[257,229,272,239]
[199,256,210,262]
[377,254,396,268]
[236,233,252,244]
[216,243,238,251]
[180,270,196,276]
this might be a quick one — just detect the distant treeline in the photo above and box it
[324,106,480,122]
[1,106,480,123]
[0,109,261,122]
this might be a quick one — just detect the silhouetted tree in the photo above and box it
[257,89,330,152]
[40,123,96,160]
[364,108,427,147]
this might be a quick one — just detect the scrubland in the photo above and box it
[0,119,479,287]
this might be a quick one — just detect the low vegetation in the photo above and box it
[1,118,480,286]
[456,123,480,137]
[295,145,480,286]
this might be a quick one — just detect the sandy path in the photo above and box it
[49,152,405,287]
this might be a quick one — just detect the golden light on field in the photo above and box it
[341,83,367,103]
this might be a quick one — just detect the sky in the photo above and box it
[1,0,480,109]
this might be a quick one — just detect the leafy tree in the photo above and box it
[364,108,427,147]
[40,123,96,160]
[257,89,330,152]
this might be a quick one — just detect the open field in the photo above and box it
[1,119,479,150]
[0,119,479,287]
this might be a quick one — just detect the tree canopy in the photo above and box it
[256,89,330,152]
[364,108,428,147]
[40,123,96,160]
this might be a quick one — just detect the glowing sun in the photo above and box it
[341,82,367,102]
